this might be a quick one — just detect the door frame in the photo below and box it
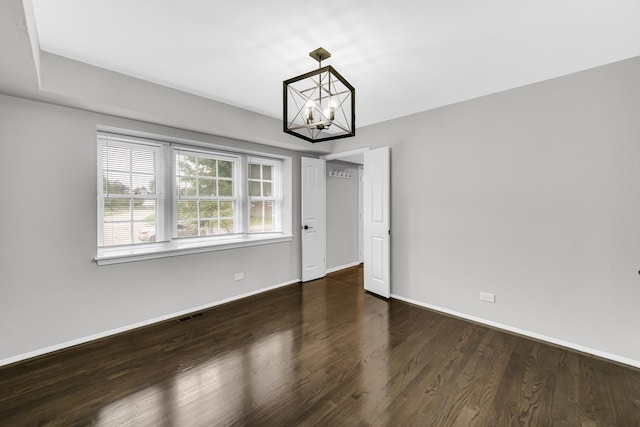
[320,146,392,298]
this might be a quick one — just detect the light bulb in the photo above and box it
[324,101,336,121]
[305,100,314,124]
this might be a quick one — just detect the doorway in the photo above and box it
[316,147,391,298]
[302,147,391,298]
[323,148,366,273]
[325,158,363,273]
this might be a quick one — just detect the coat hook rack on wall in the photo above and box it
[328,168,354,179]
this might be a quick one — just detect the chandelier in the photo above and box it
[283,47,355,143]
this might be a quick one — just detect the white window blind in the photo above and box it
[98,137,163,247]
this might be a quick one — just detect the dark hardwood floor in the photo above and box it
[1,265,639,426]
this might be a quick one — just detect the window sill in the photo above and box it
[95,233,294,266]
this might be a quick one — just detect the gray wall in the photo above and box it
[326,161,360,270]
[334,56,640,365]
[2,53,640,367]
[0,94,303,363]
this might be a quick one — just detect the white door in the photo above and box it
[363,147,390,298]
[301,157,326,282]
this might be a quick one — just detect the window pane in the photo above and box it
[104,172,130,194]
[199,220,216,236]
[198,177,217,196]
[250,201,274,232]
[132,149,155,174]
[177,155,198,176]
[219,201,234,217]
[262,165,272,180]
[104,145,130,171]
[104,198,131,218]
[177,200,197,220]
[220,219,233,233]
[147,176,157,194]
[132,174,155,195]
[218,179,233,197]
[103,222,132,246]
[198,158,216,177]
[135,222,156,243]
[249,164,261,180]
[133,199,156,222]
[177,220,198,237]
[263,201,274,230]
[249,181,261,197]
[178,177,197,197]
[218,160,233,178]
[199,201,217,218]
[263,182,272,197]
[249,202,263,232]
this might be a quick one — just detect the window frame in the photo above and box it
[247,157,282,233]
[96,132,293,265]
[97,137,166,248]
[174,148,240,238]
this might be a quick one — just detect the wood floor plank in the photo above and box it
[1,265,639,426]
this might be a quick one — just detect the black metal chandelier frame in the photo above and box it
[283,48,355,143]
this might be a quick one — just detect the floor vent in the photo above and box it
[177,312,203,323]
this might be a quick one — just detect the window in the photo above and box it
[97,133,291,264]
[175,150,237,237]
[248,158,280,232]
[99,139,163,246]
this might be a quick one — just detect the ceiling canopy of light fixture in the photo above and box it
[283,48,355,143]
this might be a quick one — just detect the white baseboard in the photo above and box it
[0,279,301,368]
[326,262,361,274]
[5,281,637,370]
[391,293,640,369]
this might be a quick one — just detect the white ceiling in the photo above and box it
[30,0,640,128]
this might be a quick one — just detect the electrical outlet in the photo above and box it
[234,273,244,281]
[480,292,495,303]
